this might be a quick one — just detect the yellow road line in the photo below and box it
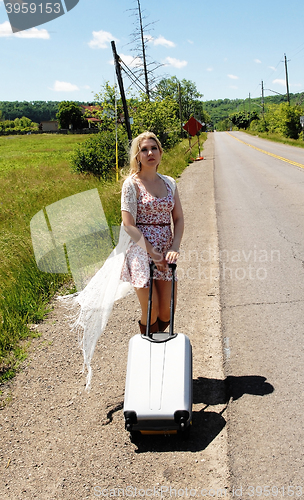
[226,132,304,169]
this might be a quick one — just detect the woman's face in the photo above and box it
[137,138,162,170]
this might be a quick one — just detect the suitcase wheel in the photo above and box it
[130,430,141,443]
[124,411,137,432]
[174,410,190,431]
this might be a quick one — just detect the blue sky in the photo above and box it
[1,0,304,103]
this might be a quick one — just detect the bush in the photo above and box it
[71,129,128,178]
[249,117,268,133]
[265,103,302,139]
[0,116,38,134]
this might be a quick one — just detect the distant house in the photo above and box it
[40,120,58,132]
[80,105,102,128]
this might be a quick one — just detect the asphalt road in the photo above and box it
[214,131,304,496]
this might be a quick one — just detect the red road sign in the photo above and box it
[183,116,203,136]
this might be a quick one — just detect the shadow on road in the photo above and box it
[193,375,274,405]
[132,375,274,453]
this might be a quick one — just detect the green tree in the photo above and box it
[56,101,85,130]
[265,103,302,139]
[93,83,181,148]
[92,82,123,133]
[216,118,231,131]
[131,95,180,148]
[156,77,204,123]
[230,111,251,129]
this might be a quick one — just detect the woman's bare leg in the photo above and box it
[135,279,177,330]
[135,285,159,325]
[154,279,177,322]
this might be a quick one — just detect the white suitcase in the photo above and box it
[123,263,192,436]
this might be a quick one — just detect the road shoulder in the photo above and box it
[0,133,230,499]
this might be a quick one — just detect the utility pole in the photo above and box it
[249,92,251,122]
[111,41,132,143]
[284,53,290,104]
[178,82,183,138]
[261,80,265,117]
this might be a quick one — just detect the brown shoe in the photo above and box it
[138,319,159,334]
[158,318,170,332]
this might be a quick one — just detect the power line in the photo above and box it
[119,59,147,94]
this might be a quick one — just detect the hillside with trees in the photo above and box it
[0,101,61,122]
[1,91,303,130]
[1,87,304,141]
[204,92,304,130]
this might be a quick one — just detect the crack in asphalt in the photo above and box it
[222,298,304,309]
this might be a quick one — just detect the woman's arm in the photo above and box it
[121,210,168,271]
[166,187,184,264]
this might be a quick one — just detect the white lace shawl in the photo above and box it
[62,173,176,391]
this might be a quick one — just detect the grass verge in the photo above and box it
[0,132,207,383]
[244,130,304,149]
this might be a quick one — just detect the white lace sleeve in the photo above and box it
[121,177,137,222]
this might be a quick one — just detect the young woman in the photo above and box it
[64,131,184,389]
[121,131,184,333]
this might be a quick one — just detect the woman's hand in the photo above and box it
[151,247,180,270]
[150,247,168,272]
[165,248,180,264]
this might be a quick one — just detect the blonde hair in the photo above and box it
[129,131,163,175]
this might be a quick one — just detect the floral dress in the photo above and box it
[121,175,175,288]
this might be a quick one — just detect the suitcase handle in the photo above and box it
[146,261,176,338]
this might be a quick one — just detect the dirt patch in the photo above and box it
[0,134,231,499]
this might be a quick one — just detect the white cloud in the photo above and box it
[144,35,175,47]
[88,30,117,49]
[272,80,303,90]
[153,35,175,48]
[187,40,194,45]
[272,79,286,87]
[206,67,213,72]
[164,57,187,69]
[116,53,143,68]
[230,85,238,90]
[269,66,277,71]
[254,59,262,64]
[50,81,79,92]
[16,27,50,39]
[0,21,49,38]
[0,22,15,37]
[228,74,239,80]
